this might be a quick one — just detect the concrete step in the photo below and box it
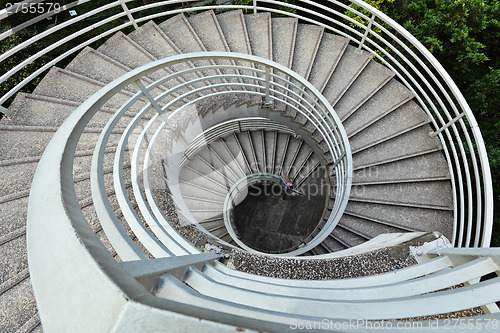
[289,144,314,181]
[344,201,454,240]
[244,12,272,64]
[216,10,253,71]
[96,32,173,91]
[198,218,225,232]
[282,136,302,176]
[311,244,329,255]
[349,100,430,153]
[352,151,451,185]
[65,46,133,89]
[264,130,277,174]
[217,10,259,102]
[6,93,135,129]
[0,235,27,285]
[322,234,348,252]
[221,134,252,174]
[294,154,321,188]
[31,67,147,112]
[128,21,207,92]
[197,144,241,183]
[0,196,28,245]
[178,181,227,202]
[235,131,259,174]
[182,196,224,212]
[0,125,122,161]
[308,33,348,93]
[334,61,395,120]
[349,180,454,211]
[322,45,372,106]
[0,145,121,199]
[271,17,297,69]
[190,154,236,187]
[291,24,324,80]
[352,125,442,170]
[275,132,291,173]
[285,23,324,119]
[158,14,224,84]
[159,14,236,112]
[249,130,266,173]
[187,10,239,79]
[339,214,414,239]
[209,139,247,180]
[0,276,37,332]
[180,165,229,195]
[342,79,416,135]
[331,225,368,248]
[270,17,298,112]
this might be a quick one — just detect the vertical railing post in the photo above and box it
[253,0,257,15]
[132,80,189,144]
[119,0,139,30]
[0,105,13,117]
[358,13,376,50]
[263,66,272,107]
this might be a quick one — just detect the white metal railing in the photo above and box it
[2,0,492,248]
[179,117,295,167]
[24,50,350,260]
[15,1,495,330]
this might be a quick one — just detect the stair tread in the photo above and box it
[244,12,272,61]
[65,46,130,85]
[334,61,395,120]
[217,10,252,55]
[97,31,157,76]
[322,45,371,106]
[196,146,241,183]
[308,33,348,93]
[339,214,413,239]
[0,197,28,239]
[250,130,266,173]
[349,100,430,152]
[0,128,121,161]
[159,14,206,53]
[331,226,367,248]
[342,79,416,138]
[271,17,297,69]
[352,151,451,185]
[322,235,347,252]
[0,236,27,285]
[235,131,259,173]
[352,125,442,169]
[349,180,453,210]
[31,67,146,111]
[187,10,238,80]
[187,10,230,53]
[0,276,37,332]
[291,24,324,80]
[210,140,247,179]
[5,92,132,129]
[344,201,454,240]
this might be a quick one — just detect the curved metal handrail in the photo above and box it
[2,0,492,247]
[41,51,350,259]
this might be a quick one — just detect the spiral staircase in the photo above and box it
[0,1,497,332]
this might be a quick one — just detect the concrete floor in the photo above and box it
[233,174,328,253]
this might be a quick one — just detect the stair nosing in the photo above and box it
[347,197,453,211]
